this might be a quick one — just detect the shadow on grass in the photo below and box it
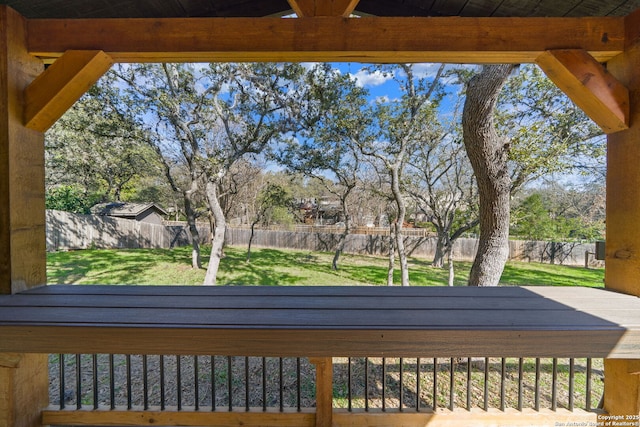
[47,247,194,285]
[218,248,306,286]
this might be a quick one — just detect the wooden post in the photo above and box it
[0,5,47,295]
[0,5,49,427]
[602,8,640,417]
[310,357,333,427]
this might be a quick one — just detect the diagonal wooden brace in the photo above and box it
[536,49,629,134]
[24,50,113,132]
[287,0,359,17]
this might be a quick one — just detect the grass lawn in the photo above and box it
[47,245,604,287]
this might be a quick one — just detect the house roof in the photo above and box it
[90,202,167,218]
[4,0,640,19]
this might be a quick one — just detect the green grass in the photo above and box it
[47,245,604,287]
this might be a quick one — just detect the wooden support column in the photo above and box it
[310,357,333,427]
[602,7,640,417]
[0,5,46,294]
[0,354,49,427]
[0,5,49,427]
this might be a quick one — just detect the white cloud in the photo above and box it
[349,68,393,88]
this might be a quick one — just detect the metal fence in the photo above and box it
[48,354,602,413]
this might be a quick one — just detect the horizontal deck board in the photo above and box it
[0,285,638,358]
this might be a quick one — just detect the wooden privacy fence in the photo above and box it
[46,210,601,267]
[45,210,210,251]
[225,228,601,267]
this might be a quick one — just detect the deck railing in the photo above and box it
[45,354,603,426]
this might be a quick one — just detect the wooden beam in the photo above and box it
[536,49,629,134]
[41,408,598,427]
[287,0,359,17]
[24,50,113,132]
[26,16,624,64]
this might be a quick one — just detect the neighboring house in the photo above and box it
[91,202,167,225]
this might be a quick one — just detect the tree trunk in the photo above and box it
[332,198,351,271]
[387,223,396,286]
[447,247,455,287]
[203,180,226,286]
[462,64,515,287]
[390,167,409,286]
[184,190,202,269]
[246,220,258,263]
[432,229,449,268]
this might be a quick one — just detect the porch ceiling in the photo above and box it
[4,0,640,19]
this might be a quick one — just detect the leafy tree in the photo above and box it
[45,185,98,214]
[246,182,293,262]
[499,65,604,190]
[279,64,369,270]
[115,63,305,284]
[511,186,605,241]
[46,73,158,204]
[355,64,445,286]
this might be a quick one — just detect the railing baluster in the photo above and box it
[534,358,540,411]
[142,355,149,410]
[569,358,575,410]
[449,357,455,411]
[211,355,216,412]
[126,354,132,410]
[586,358,592,410]
[347,357,352,411]
[381,357,386,412]
[160,355,165,411]
[466,357,472,411]
[194,356,199,411]
[297,357,301,412]
[399,357,404,411]
[518,358,524,411]
[279,357,284,412]
[483,357,489,411]
[109,354,115,410]
[365,358,369,412]
[76,354,81,410]
[228,356,233,411]
[59,354,65,410]
[92,354,98,409]
[433,358,438,410]
[245,356,250,411]
[500,357,506,411]
[176,355,182,411]
[416,357,421,412]
[262,357,267,412]
[552,358,558,411]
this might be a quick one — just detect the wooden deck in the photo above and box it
[0,285,638,358]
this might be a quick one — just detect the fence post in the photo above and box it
[310,357,333,427]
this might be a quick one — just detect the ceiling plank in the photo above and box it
[26,16,624,64]
[288,0,360,17]
[536,49,629,134]
[24,50,113,132]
